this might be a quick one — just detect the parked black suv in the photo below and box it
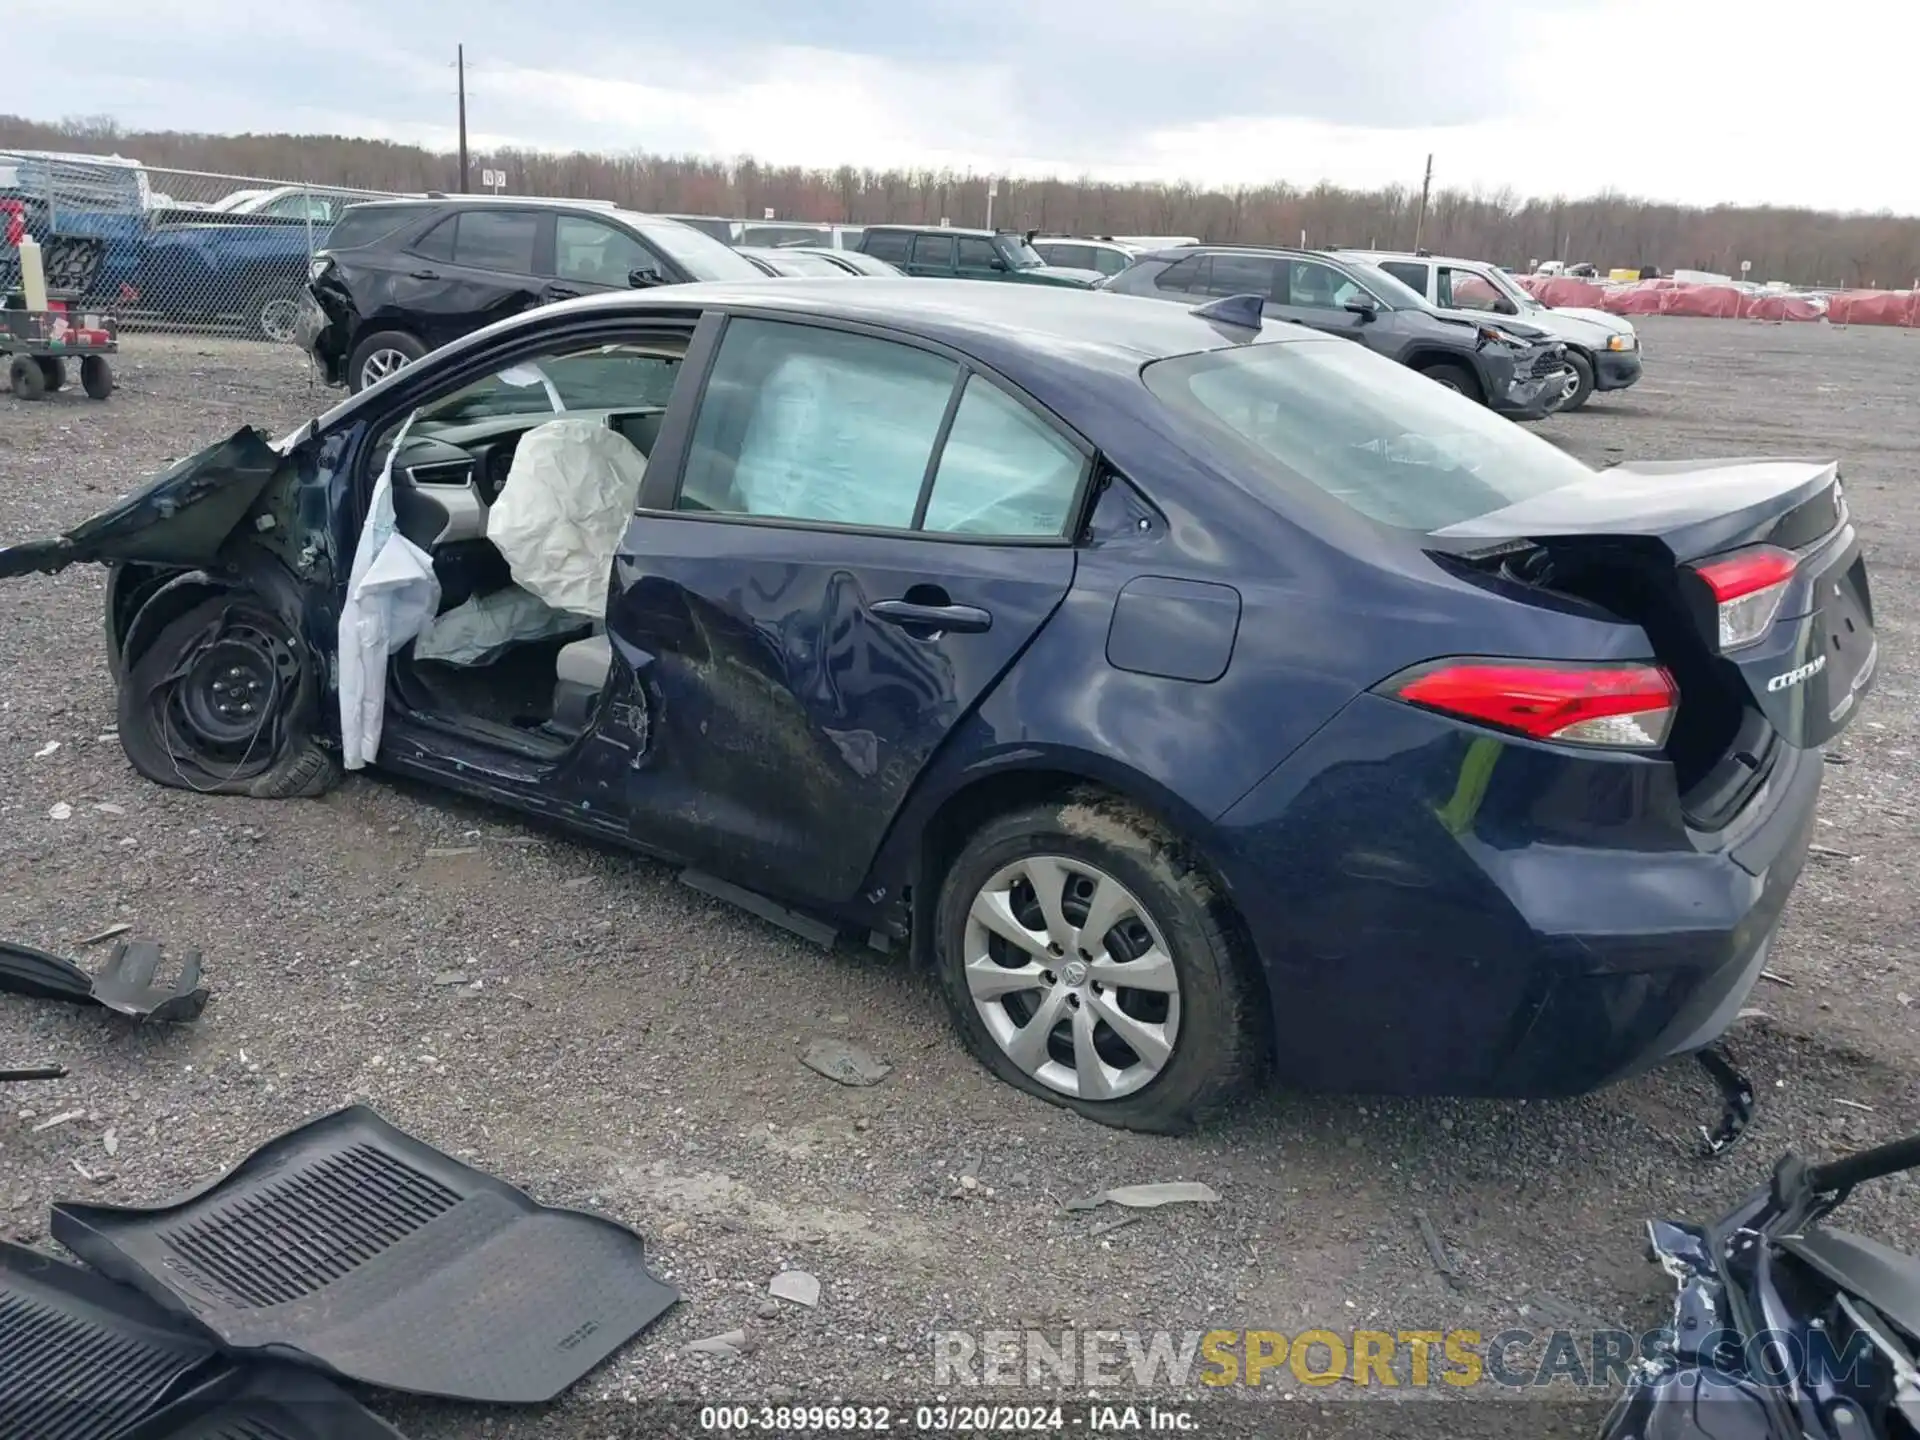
[1104,245,1573,420]
[854,226,1102,287]
[300,197,764,391]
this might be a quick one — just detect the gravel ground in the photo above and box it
[0,323,1915,1435]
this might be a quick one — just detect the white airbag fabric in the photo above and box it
[487,419,648,618]
[339,413,440,770]
[414,585,584,667]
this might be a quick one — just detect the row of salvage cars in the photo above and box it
[0,228,1903,1440]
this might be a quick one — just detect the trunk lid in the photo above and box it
[1431,457,1875,788]
[0,427,283,579]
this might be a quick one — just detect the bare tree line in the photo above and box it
[8,113,1920,289]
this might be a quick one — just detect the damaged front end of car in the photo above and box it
[1603,1130,1920,1440]
[0,424,347,798]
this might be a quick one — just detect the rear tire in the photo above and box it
[248,284,304,344]
[8,355,47,400]
[36,356,66,391]
[348,330,427,393]
[1417,361,1481,403]
[117,593,339,799]
[80,356,113,400]
[933,790,1264,1133]
[1559,352,1596,412]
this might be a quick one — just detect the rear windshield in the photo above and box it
[1141,338,1593,532]
[324,204,417,252]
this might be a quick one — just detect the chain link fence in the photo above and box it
[1,150,400,343]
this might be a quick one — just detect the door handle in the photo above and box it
[869,599,992,634]
[409,269,440,280]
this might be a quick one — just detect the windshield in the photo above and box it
[614,212,762,282]
[997,238,1046,269]
[415,344,683,427]
[1339,259,1432,312]
[1142,338,1594,532]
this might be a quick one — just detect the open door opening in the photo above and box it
[362,337,688,763]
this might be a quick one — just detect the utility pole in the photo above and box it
[457,45,470,194]
[1411,153,1433,251]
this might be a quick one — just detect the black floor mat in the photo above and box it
[0,1239,219,1440]
[50,1105,681,1404]
[122,1364,407,1440]
[408,630,583,731]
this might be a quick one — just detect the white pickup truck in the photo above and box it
[1341,249,1641,411]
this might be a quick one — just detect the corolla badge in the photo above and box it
[1767,655,1826,692]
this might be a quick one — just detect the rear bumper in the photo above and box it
[1594,348,1643,390]
[296,288,349,387]
[1213,695,1823,1097]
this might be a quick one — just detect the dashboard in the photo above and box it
[386,407,666,547]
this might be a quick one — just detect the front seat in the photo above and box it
[486,418,648,619]
[550,630,613,734]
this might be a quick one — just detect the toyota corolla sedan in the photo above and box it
[0,281,1876,1133]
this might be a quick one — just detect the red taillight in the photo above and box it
[1390,660,1679,749]
[1691,546,1796,650]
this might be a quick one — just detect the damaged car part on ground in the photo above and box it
[1602,1128,1920,1440]
[0,936,208,1022]
[0,1105,679,1437]
[0,279,1877,1134]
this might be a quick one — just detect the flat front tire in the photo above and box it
[117,593,338,799]
[934,791,1264,1133]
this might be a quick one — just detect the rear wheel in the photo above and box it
[1417,360,1481,403]
[8,355,47,400]
[36,356,66,392]
[80,356,114,400]
[117,593,338,799]
[934,792,1264,1133]
[249,285,304,344]
[348,330,427,393]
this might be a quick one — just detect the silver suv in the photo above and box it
[1342,249,1639,411]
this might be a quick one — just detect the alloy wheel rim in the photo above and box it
[361,348,412,387]
[963,854,1181,1101]
[259,298,301,343]
[1561,370,1581,401]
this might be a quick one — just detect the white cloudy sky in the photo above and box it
[16,0,1916,214]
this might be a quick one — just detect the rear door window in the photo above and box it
[1043,243,1095,270]
[1378,260,1431,297]
[922,377,1086,537]
[911,233,956,270]
[1204,254,1278,298]
[862,230,911,264]
[1153,255,1210,293]
[452,210,540,273]
[410,216,456,262]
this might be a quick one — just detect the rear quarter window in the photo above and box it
[325,205,418,251]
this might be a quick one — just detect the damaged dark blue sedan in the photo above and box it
[0,280,1877,1133]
